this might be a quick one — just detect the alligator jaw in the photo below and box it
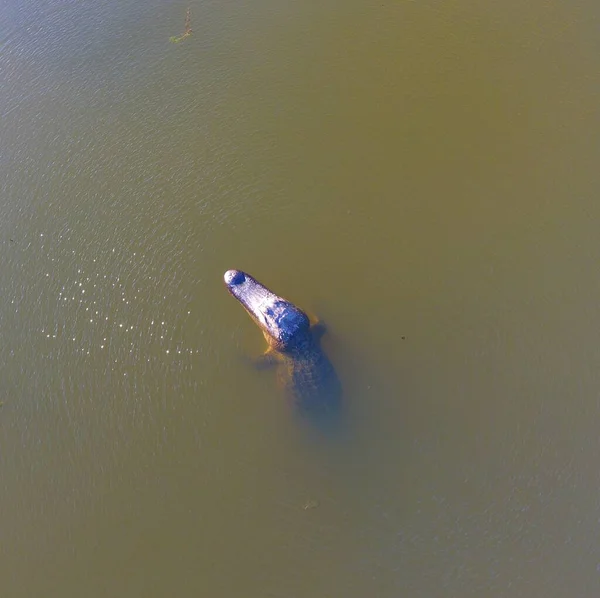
[224,270,310,351]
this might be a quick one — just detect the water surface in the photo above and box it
[1,1,600,596]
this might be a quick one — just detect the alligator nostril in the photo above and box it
[224,269,246,286]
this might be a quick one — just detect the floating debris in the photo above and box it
[302,499,319,511]
[170,8,192,44]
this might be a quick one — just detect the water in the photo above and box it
[1,1,600,596]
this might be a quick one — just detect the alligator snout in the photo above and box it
[224,269,246,286]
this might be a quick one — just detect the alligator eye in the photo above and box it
[224,270,245,286]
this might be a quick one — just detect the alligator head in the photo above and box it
[224,270,310,352]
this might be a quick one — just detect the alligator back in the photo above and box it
[277,339,342,421]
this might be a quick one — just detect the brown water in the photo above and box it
[2,1,600,596]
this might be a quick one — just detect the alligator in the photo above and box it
[224,269,341,421]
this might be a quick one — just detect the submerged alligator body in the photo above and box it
[224,269,341,420]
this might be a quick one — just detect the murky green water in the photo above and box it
[2,1,600,596]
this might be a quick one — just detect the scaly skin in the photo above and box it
[224,270,341,417]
